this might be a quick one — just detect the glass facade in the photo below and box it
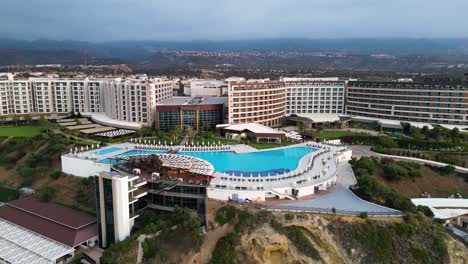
[157,108,223,131]
[102,178,115,247]
[148,183,207,215]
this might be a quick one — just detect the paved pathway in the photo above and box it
[272,162,400,214]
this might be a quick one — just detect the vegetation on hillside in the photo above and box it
[101,207,203,264]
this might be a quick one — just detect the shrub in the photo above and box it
[382,164,408,181]
[49,171,63,180]
[209,232,239,264]
[417,205,434,217]
[283,226,321,260]
[36,185,56,202]
[284,213,295,221]
[214,205,238,225]
[359,212,368,219]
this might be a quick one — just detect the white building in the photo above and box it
[187,80,227,96]
[0,75,33,115]
[101,78,173,126]
[0,75,174,128]
[283,77,346,123]
[96,171,147,248]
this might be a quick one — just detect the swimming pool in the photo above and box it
[92,147,123,156]
[100,147,314,176]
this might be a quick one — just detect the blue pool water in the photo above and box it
[92,147,123,155]
[99,147,314,176]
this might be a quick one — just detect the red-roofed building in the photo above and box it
[0,197,98,248]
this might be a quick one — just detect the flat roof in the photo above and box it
[0,197,97,247]
[157,96,228,106]
[0,218,74,264]
[81,112,143,130]
[218,123,285,135]
[351,115,468,130]
[80,127,116,134]
[412,198,468,219]
[289,113,340,123]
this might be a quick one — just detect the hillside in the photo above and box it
[204,206,467,264]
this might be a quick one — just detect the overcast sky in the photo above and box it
[2,0,468,41]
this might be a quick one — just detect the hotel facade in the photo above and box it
[284,77,346,116]
[227,80,286,127]
[345,81,468,125]
[0,74,174,127]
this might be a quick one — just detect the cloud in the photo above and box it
[1,0,467,41]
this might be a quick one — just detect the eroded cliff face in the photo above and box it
[232,214,468,264]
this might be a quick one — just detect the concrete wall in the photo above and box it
[113,177,131,242]
[61,155,111,177]
[207,188,266,202]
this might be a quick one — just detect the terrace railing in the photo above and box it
[255,203,403,218]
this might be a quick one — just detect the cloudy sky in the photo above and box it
[2,0,468,41]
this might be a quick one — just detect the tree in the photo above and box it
[450,128,459,141]
[38,116,53,134]
[23,115,32,125]
[37,185,57,202]
[378,136,397,148]
[421,126,430,139]
[297,122,306,134]
[413,127,421,140]
[71,129,80,140]
[186,127,194,141]
[10,114,19,126]
[401,122,411,135]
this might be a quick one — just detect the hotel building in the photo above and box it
[101,78,173,127]
[346,81,468,125]
[95,171,147,248]
[0,75,174,128]
[284,77,346,124]
[0,76,33,115]
[155,96,227,131]
[228,79,286,127]
[186,80,227,97]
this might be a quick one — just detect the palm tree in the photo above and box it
[0,115,6,126]
[38,116,53,135]
[71,129,80,140]
[11,114,19,126]
[186,127,194,141]
[23,115,32,126]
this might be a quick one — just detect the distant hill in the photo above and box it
[1,38,468,70]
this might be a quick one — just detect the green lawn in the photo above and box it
[308,130,367,141]
[0,126,43,137]
[250,140,296,150]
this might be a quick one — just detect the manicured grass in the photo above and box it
[0,126,43,137]
[0,187,18,202]
[250,140,296,150]
[72,140,96,147]
[308,130,367,141]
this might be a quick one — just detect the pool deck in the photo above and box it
[270,162,401,214]
[72,142,310,161]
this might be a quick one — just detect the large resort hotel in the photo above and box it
[61,129,351,245]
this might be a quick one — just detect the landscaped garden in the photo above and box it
[0,126,44,137]
[305,130,369,141]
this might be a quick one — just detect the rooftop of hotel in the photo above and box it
[157,96,228,106]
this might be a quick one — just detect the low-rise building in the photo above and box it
[187,80,227,97]
[155,96,227,131]
[0,197,98,264]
